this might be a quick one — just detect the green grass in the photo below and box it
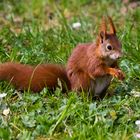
[0,0,140,139]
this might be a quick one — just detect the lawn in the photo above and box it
[0,0,140,139]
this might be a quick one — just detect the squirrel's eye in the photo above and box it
[106,45,113,51]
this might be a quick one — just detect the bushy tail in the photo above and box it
[0,62,71,92]
[0,62,17,81]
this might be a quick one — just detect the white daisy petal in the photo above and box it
[135,133,140,138]
[3,108,10,116]
[135,120,140,125]
[72,22,81,29]
[0,93,7,99]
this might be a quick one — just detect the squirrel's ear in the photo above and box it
[98,17,107,43]
[96,17,107,45]
[108,16,116,34]
[99,17,107,35]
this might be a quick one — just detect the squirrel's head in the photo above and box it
[96,17,122,63]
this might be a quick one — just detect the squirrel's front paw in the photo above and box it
[114,69,125,81]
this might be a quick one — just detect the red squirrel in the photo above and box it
[0,62,70,92]
[67,17,125,98]
[0,17,125,98]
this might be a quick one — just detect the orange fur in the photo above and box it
[67,17,125,98]
[108,16,116,34]
[0,62,71,92]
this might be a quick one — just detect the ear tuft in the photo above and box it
[96,17,107,45]
[108,16,116,34]
[99,17,107,35]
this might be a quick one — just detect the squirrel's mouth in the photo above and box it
[110,53,121,60]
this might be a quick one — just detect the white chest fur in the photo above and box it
[90,75,112,97]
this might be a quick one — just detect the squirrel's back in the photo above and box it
[67,43,95,76]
